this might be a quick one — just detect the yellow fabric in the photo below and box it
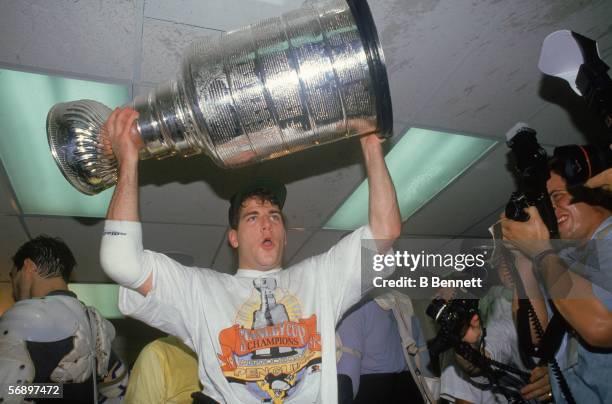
[125,336,200,404]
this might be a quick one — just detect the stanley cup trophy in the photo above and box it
[47,0,392,195]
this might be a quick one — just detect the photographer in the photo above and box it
[502,164,612,402]
[439,253,549,403]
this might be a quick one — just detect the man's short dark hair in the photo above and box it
[12,235,76,282]
[547,156,566,179]
[228,179,287,230]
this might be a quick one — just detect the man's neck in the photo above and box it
[31,278,69,298]
[587,211,612,239]
[237,261,282,272]
[237,266,282,272]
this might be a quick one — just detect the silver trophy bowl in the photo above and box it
[47,0,392,195]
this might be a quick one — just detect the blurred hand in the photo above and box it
[436,287,457,301]
[500,207,552,258]
[521,366,552,401]
[101,107,142,166]
[461,314,482,345]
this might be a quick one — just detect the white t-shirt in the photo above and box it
[114,223,374,404]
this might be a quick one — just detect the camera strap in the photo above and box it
[534,310,568,362]
[503,243,567,364]
[516,295,568,363]
[455,342,534,404]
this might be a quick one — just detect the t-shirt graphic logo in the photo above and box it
[252,278,296,359]
[217,277,321,403]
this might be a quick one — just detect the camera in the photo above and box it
[504,123,559,238]
[506,192,530,222]
[426,298,479,357]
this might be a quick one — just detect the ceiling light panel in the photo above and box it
[325,128,498,230]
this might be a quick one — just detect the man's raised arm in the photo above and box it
[99,107,153,296]
[360,134,402,251]
[105,107,141,222]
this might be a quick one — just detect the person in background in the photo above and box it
[126,335,200,404]
[441,249,550,403]
[503,162,612,402]
[0,235,128,404]
[336,291,437,404]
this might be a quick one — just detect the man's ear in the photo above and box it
[23,258,37,275]
[21,258,38,276]
[228,229,239,249]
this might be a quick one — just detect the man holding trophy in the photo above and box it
[99,106,400,404]
[43,1,400,401]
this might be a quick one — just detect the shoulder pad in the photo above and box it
[0,333,35,400]
[0,296,84,342]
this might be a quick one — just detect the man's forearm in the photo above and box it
[361,138,401,245]
[107,159,140,221]
[540,254,612,347]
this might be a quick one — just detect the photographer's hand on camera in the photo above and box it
[501,207,553,259]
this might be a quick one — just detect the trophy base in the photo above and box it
[47,100,115,195]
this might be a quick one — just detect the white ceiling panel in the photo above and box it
[141,222,227,269]
[373,0,612,145]
[371,0,526,125]
[138,157,254,225]
[0,215,29,281]
[140,18,222,84]
[460,206,505,238]
[144,0,305,32]
[288,229,347,265]
[0,0,138,80]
